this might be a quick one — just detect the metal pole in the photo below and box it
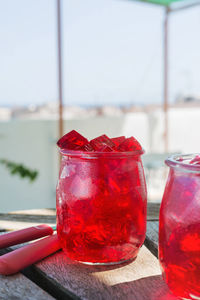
[163,7,169,153]
[56,0,64,139]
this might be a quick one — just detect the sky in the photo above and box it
[0,0,200,107]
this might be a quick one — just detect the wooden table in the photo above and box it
[0,203,178,300]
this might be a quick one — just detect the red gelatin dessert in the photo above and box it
[159,154,200,299]
[118,137,142,151]
[90,134,116,152]
[111,136,126,147]
[56,131,146,264]
[57,130,90,151]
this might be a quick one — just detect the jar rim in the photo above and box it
[60,148,145,158]
[165,153,200,173]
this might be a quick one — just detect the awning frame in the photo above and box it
[56,0,200,152]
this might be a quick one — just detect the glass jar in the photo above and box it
[159,154,200,299]
[56,149,147,265]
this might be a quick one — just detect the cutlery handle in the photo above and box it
[0,225,54,249]
[0,234,60,275]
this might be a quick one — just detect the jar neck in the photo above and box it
[60,149,145,159]
[165,154,200,174]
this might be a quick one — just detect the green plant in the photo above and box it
[0,159,38,182]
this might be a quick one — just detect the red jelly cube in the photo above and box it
[90,135,116,151]
[57,130,89,150]
[83,143,94,152]
[118,137,142,152]
[111,136,126,147]
[98,145,113,152]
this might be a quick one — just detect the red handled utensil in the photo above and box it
[0,234,61,275]
[0,225,60,275]
[0,224,56,249]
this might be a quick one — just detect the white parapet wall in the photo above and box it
[0,107,200,212]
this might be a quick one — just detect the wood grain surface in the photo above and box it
[145,221,159,257]
[35,245,177,300]
[0,274,55,300]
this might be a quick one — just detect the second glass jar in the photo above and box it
[159,154,200,299]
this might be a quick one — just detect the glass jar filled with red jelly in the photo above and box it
[159,154,200,299]
[56,148,147,265]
